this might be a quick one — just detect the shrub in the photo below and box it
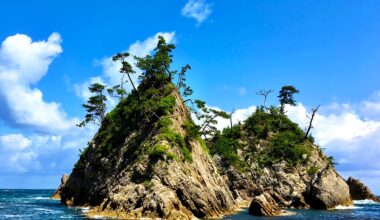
[150,145,168,158]
[307,166,319,176]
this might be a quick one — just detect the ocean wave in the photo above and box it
[92,215,106,219]
[1,214,34,218]
[353,199,379,205]
[32,196,50,200]
[334,205,362,210]
[80,207,90,213]
[33,207,63,214]
[60,215,75,219]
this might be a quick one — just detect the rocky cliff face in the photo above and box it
[51,174,69,200]
[347,177,380,202]
[306,165,353,209]
[60,84,237,219]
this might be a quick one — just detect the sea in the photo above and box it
[0,189,379,219]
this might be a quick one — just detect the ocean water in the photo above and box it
[0,189,86,219]
[0,189,379,219]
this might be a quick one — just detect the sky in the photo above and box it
[0,0,379,193]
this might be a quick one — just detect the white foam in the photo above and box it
[32,196,50,200]
[334,205,362,210]
[353,199,379,205]
[80,207,90,213]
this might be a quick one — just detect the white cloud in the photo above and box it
[0,33,79,133]
[285,103,380,147]
[181,0,212,25]
[0,134,32,150]
[0,33,95,175]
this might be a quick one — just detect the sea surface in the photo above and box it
[0,189,379,219]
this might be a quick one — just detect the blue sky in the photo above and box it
[0,0,379,193]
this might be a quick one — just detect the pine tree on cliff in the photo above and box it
[77,83,107,127]
[278,85,299,114]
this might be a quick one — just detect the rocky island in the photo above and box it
[54,37,379,219]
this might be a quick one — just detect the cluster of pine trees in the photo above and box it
[77,36,319,148]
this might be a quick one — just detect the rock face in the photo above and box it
[306,165,353,209]
[51,174,69,200]
[248,192,281,216]
[347,177,380,202]
[60,86,237,219]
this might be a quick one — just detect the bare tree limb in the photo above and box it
[304,105,320,140]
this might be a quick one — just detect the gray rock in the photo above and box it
[347,177,380,202]
[306,165,353,209]
[51,174,69,200]
[248,192,281,216]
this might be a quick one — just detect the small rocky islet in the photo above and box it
[53,37,379,219]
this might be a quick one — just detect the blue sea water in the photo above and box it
[0,189,379,219]
[0,189,85,219]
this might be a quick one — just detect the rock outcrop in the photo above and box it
[51,174,69,200]
[347,177,380,202]
[209,108,356,215]
[60,84,237,219]
[306,165,353,209]
[248,192,281,216]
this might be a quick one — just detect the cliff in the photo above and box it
[60,82,237,219]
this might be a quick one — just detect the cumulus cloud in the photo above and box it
[0,134,32,150]
[0,33,95,176]
[285,103,380,148]
[181,0,212,25]
[0,33,79,133]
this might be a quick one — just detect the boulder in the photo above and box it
[51,174,69,200]
[248,192,282,216]
[306,165,353,209]
[347,177,380,202]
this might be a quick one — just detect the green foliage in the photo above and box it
[160,129,193,162]
[112,52,138,99]
[210,106,314,169]
[307,166,319,176]
[167,152,178,161]
[193,100,230,139]
[143,180,154,190]
[327,156,337,166]
[150,145,168,159]
[197,137,209,154]
[158,95,176,114]
[245,107,311,167]
[73,142,91,172]
[93,82,176,161]
[158,117,172,128]
[245,106,304,140]
[278,85,299,113]
[77,83,107,127]
[209,126,247,170]
[182,119,201,139]
[258,131,311,167]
